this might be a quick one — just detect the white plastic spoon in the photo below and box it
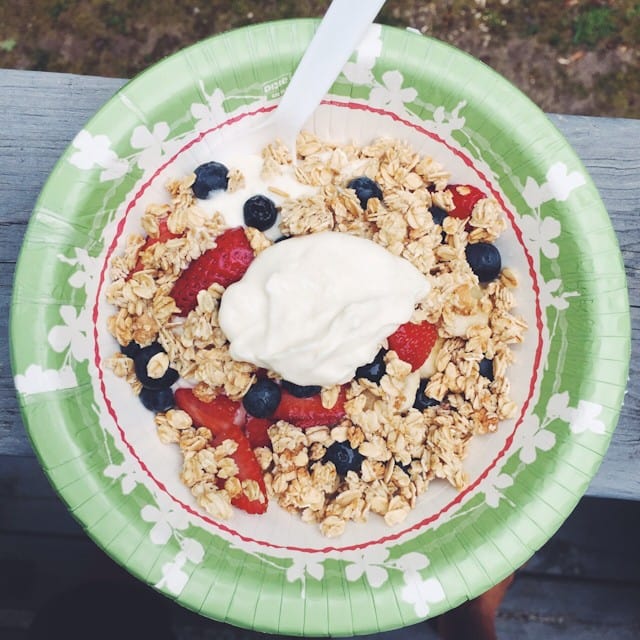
[241,0,386,158]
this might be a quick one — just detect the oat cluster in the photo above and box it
[106,132,527,537]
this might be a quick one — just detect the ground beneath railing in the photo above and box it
[0,1,638,118]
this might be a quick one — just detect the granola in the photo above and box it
[106,132,527,537]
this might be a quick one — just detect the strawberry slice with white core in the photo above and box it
[174,388,267,514]
[387,321,439,371]
[170,227,254,315]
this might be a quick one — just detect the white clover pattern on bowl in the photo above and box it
[11,20,629,636]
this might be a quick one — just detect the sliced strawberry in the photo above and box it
[387,321,439,371]
[175,388,267,514]
[217,431,268,514]
[274,386,347,429]
[146,218,180,245]
[170,227,254,315]
[175,388,245,435]
[448,184,486,219]
[244,415,274,449]
[130,218,180,276]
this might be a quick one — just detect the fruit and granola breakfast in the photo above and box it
[106,132,527,538]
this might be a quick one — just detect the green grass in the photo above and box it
[573,6,616,47]
[0,38,16,52]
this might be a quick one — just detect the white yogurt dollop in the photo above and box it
[218,231,431,387]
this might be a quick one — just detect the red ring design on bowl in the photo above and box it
[94,100,544,553]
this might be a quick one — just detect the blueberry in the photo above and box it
[243,194,278,231]
[355,348,387,383]
[274,235,290,243]
[243,378,282,418]
[429,206,448,226]
[323,441,364,476]
[429,206,448,243]
[479,357,494,381]
[398,460,413,476]
[192,161,229,199]
[281,380,321,398]
[413,379,440,411]
[347,176,383,209]
[121,341,140,358]
[139,387,175,413]
[133,342,180,390]
[465,242,502,283]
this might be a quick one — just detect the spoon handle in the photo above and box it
[275,0,386,140]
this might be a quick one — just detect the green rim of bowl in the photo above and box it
[10,19,630,636]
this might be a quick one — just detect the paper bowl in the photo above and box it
[10,19,630,636]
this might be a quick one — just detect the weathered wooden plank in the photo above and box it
[0,266,30,458]
[0,456,83,538]
[497,576,640,640]
[2,495,639,640]
[498,497,640,638]
[3,530,435,639]
[0,625,28,640]
[0,530,128,633]
[0,70,126,216]
[0,69,638,501]
[524,496,640,583]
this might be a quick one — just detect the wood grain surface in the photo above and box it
[1,69,637,497]
[0,67,638,640]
